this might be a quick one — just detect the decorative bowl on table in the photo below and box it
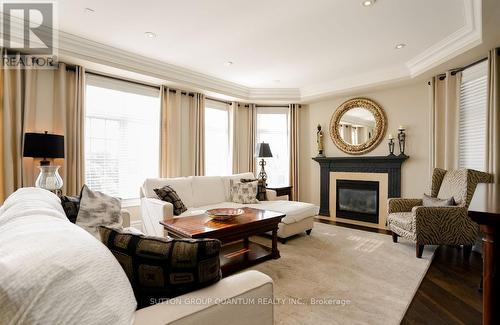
[206,208,244,221]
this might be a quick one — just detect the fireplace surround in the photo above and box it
[313,155,409,217]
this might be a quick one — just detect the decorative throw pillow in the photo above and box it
[99,225,221,308]
[241,178,267,201]
[422,193,456,207]
[230,180,259,204]
[154,185,187,215]
[76,185,122,238]
[60,195,81,223]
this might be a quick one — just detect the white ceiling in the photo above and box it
[51,0,481,101]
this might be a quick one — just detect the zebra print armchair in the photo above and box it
[387,168,493,258]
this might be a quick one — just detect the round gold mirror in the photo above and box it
[329,98,386,155]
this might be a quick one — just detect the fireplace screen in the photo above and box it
[336,180,379,223]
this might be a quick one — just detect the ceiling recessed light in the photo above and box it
[84,8,95,14]
[144,32,156,39]
[273,79,281,83]
[395,43,406,49]
[224,61,233,67]
[362,0,376,7]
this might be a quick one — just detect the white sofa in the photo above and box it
[140,172,319,242]
[0,188,274,325]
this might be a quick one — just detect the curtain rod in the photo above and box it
[255,105,290,108]
[169,89,194,97]
[431,56,488,83]
[450,57,488,75]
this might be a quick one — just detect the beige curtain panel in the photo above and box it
[160,88,206,177]
[191,93,205,176]
[231,102,256,174]
[487,48,500,181]
[53,64,86,196]
[429,71,461,172]
[159,87,185,177]
[289,104,300,201]
[1,51,26,203]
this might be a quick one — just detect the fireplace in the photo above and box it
[336,180,379,223]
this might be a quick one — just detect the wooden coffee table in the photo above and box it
[160,207,284,276]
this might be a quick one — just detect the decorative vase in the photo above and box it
[35,165,63,191]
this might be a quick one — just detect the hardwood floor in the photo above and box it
[314,218,483,325]
[402,245,483,325]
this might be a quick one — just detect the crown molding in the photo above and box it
[405,0,482,77]
[300,65,410,102]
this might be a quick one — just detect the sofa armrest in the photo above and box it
[266,189,278,201]
[134,270,274,325]
[140,197,174,237]
[121,209,131,228]
[388,198,423,213]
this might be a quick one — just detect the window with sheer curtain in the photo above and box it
[84,74,161,201]
[256,107,290,187]
[458,60,488,171]
[205,100,231,176]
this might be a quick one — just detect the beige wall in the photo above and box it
[299,81,431,205]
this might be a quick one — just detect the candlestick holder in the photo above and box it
[398,127,407,156]
[388,138,395,155]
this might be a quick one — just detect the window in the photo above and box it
[256,107,290,187]
[85,75,161,200]
[458,60,488,171]
[205,100,231,176]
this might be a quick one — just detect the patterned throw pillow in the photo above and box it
[99,226,221,308]
[154,185,187,215]
[422,193,456,207]
[60,195,81,223]
[76,185,123,238]
[230,180,259,204]
[241,178,267,201]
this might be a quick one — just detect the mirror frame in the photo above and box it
[329,98,387,155]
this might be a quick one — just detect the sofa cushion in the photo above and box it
[387,212,413,231]
[76,185,122,238]
[241,178,267,201]
[422,193,455,207]
[99,226,222,309]
[143,177,194,208]
[191,176,226,207]
[0,188,136,324]
[437,169,467,206]
[230,180,259,204]
[154,185,188,216]
[248,201,319,224]
[221,172,255,201]
[60,195,81,223]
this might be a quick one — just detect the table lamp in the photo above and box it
[23,131,65,192]
[256,142,273,184]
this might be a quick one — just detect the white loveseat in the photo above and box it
[0,188,274,325]
[140,172,319,242]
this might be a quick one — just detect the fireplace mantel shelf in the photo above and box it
[312,154,409,216]
[312,154,409,163]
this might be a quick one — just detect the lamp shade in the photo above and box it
[256,142,273,158]
[23,132,64,159]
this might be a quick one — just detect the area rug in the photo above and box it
[250,222,436,325]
